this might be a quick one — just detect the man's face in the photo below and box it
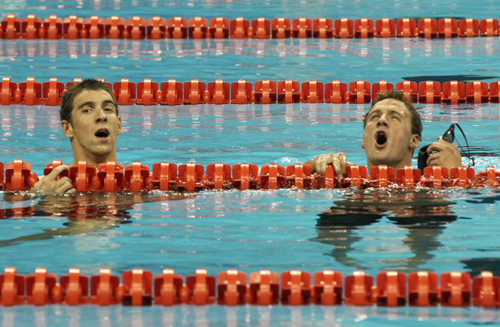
[362,98,420,169]
[62,89,122,161]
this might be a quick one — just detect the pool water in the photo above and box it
[1,0,500,326]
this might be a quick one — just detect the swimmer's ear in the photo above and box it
[361,138,365,149]
[61,120,74,139]
[409,134,420,151]
[117,116,123,135]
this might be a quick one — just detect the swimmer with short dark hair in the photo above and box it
[33,79,123,194]
[305,90,462,175]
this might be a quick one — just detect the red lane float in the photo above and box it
[473,271,500,307]
[5,159,38,191]
[43,77,65,106]
[206,163,232,190]
[105,16,125,39]
[2,15,500,39]
[97,162,125,192]
[249,270,280,305]
[260,164,286,189]
[344,271,375,305]
[355,18,374,38]
[372,81,394,101]
[293,18,312,38]
[218,270,248,305]
[0,268,25,306]
[231,80,253,104]
[154,269,184,306]
[313,270,343,305]
[0,77,19,105]
[59,268,89,305]
[90,268,122,305]
[1,160,499,192]
[313,18,333,38]
[207,79,230,104]
[42,15,63,39]
[152,162,178,191]
[397,18,418,37]
[185,269,216,305]
[441,272,471,307]
[2,267,500,307]
[63,16,84,39]
[209,17,229,39]
[376,271,407,306]
[84,16,105,39]
[189,17,208,39]
[281,270,312,305]
[278,80,300,103]
[302,80,324,103]
[161,79,183,105]
[272,18,290,39]
[26,268,60,305]
[0,15,22,39]
[19,77,42,106]
[3,77,500,106]
[122,269,153,306]
[375,18,395,38]
[409,271,439,306]
[254,80,277,104]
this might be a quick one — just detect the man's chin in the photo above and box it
[369,153,395,167]
[90,147,114,158]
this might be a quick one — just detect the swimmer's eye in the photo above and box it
[369,114,379,121]
[81,108,92,114]
[104,107,115,113]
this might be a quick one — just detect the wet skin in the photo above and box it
[362,99,420,170]
[62,89,123,167]
[33,89,123,195]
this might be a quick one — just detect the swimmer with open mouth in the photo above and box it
[305,90,462,176]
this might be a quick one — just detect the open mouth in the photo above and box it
[375,130,388,148]
[95,128,110,139]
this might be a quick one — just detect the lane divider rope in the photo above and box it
[1,15,499,40]
[0,267,497,307]
[2,77,500,106]
[1,159,499,192]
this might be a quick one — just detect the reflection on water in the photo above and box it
[1,304,500,327]
[0,37,499,84]
[313,189,458,270]
[0,191,192,247]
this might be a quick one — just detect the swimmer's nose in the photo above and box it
[96,108,108,122]
[376,115,388,127]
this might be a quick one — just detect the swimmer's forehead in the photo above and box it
[73,89,117,109]
[368,99,409,117]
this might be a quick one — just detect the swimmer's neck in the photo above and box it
[72,152,117,167]
[367,157,413,170]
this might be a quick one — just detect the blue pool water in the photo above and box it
[1,0,500,326]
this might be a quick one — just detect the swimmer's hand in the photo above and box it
[32,165,76,195]
[304,152,351,176]
[426,139,462,168]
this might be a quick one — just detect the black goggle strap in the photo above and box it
[452,123,475,167]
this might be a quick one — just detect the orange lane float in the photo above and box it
[2,77,500,106]
[0,159,498,192]
[1,15,499,40]
[1,267,499,307]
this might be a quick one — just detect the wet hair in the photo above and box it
[60,79,118,123]
[363,89,423,139]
